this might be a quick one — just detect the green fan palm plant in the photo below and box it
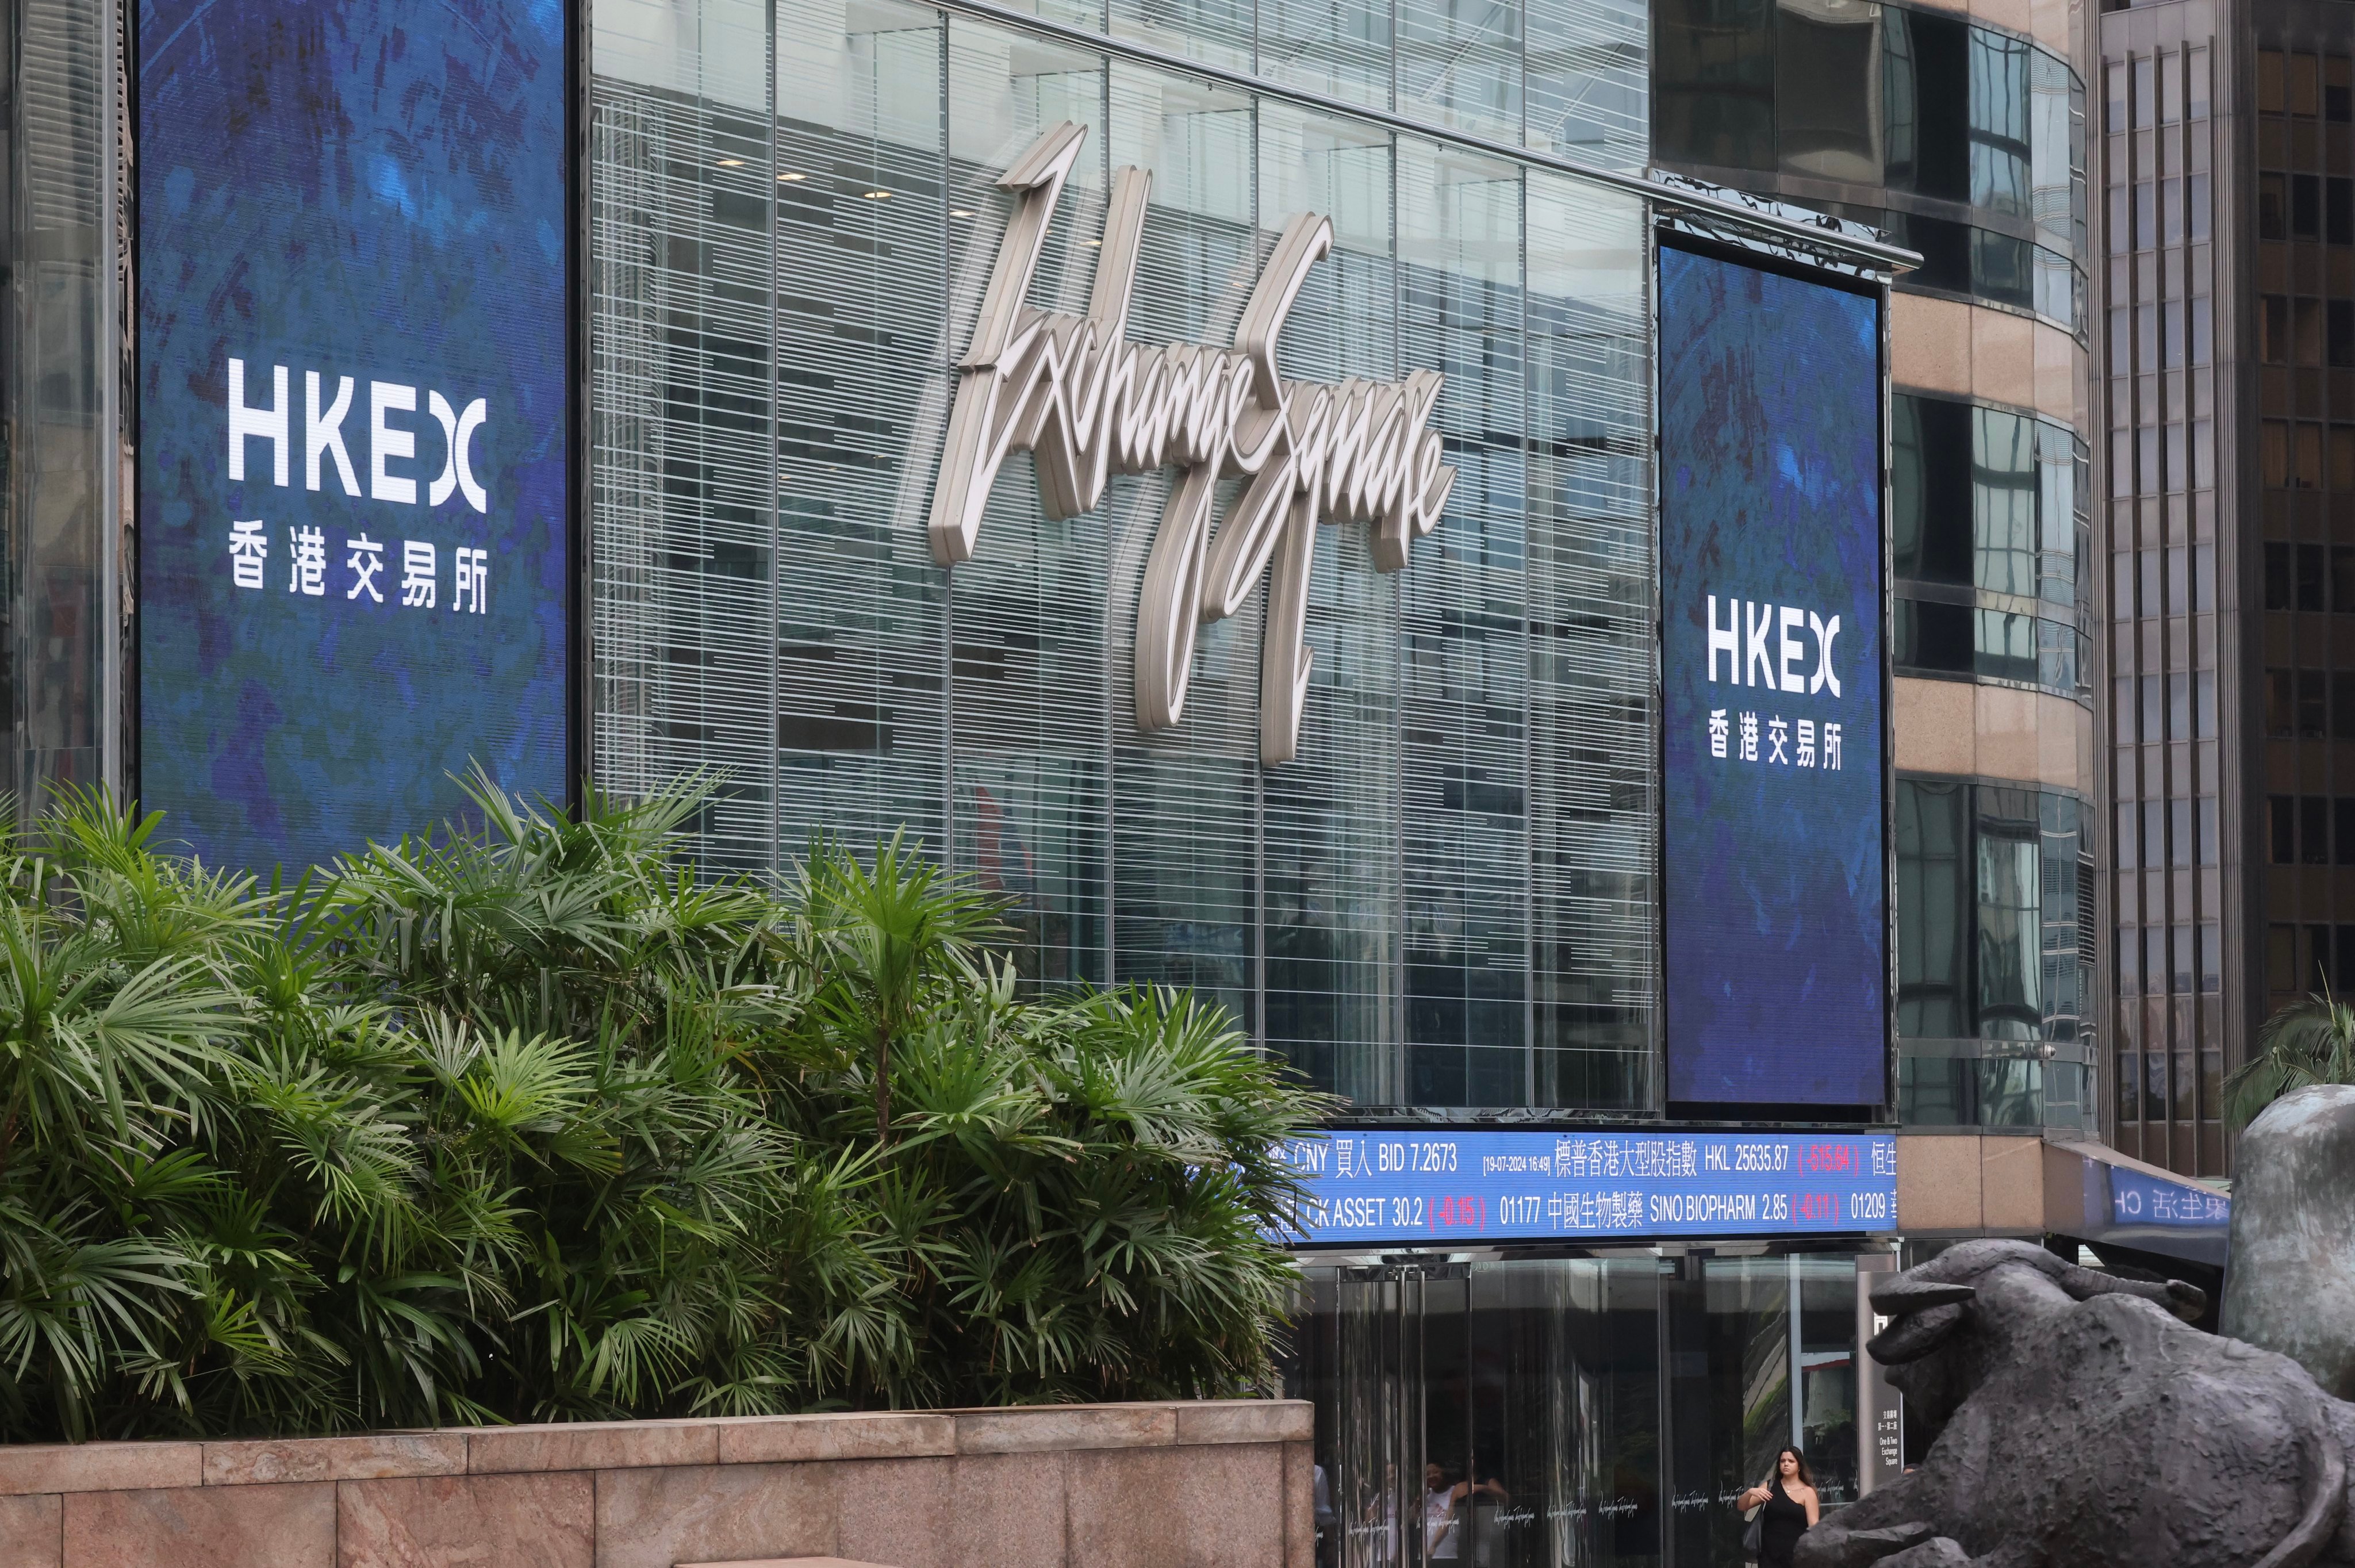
[0,773,1322,1439]
[2226,990,2355,1130]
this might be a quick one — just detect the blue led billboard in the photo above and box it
[1660,244,1886,1107]
[1271,1128,1898,1247]
[138,0,571,869]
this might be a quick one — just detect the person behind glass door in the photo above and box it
[1736,1447,1820,1568]
[1424,1461,1508,1560]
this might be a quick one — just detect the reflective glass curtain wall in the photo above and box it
[1,0,117,812]
[2100,19,2223,1176]
[1894,777,2091,1128]
[589,0,1657,1109]
[1653,0,2086,335]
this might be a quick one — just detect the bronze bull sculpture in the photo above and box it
[1796,1240,2354,1568]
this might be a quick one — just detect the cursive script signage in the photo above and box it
[929,122,1456,766]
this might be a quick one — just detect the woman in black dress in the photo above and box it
[1736,1446,1820,1568]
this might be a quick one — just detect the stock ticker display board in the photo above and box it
[1272,1129,1899,1247]
[137,0,571,869]
[1658,243,1889,1108]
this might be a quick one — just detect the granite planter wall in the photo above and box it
[0,1400,1313,1568]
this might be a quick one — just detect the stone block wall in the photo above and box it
[0,1400,1313,1567]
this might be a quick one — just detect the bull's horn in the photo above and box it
[1867,1303,1965,1364]
[1870,1280,1977,1313]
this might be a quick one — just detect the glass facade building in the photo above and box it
[580,8,1938,1548]
[0,0,2266,1553]
[2098,0,2355,1179]
[1649,0,2101,1135]
[0,0,121,807]
[589,0,1685,1113]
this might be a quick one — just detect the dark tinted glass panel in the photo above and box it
[1666,1259,1790,1568]
[2262,174,2287,240]
[2266,542,2292,609]
[2337,799,2355,865]
[2334,672,2355,738]
[1895,597,1973,672]
[2268,669,2293,735]
[1882,6,1969,202]
[2271,796,2295,864]
[1777,0,1880,182]
[1890,395,1974,582]
[2305,796,2332,865]
[1972,228,2033,308]
[2331,178,2354,244]
[1897,777,1970,1037]
[2333,302,2355,367]
[1898,210,1974,293]
[2295,174,2323,239]
[2303,670,2330,737]
[1655,0,1775,170]
[2300,543,2327,610]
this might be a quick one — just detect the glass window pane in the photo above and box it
[1109,0,1252,70]
[1398,0,1524,141]
[1655,0,1775,170]
[1526,171,1654,1098]
[1975,786,2042,1038]
[1260,0,1394,108]
[1527,0,1647,171]
[1399,135,1528,1097]
[1882,7,1970,201]
[1777,0,1881,183]
[1897,779,1971,1038]
[1973,407,2036,596]
[1892,396,1974,582]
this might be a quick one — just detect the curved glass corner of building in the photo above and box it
[1882,379,2097,1134]
[1890,392,2093,706]
[1652,0,2088,336]
[1894,777,2095,1132]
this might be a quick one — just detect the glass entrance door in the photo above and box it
[1333,1263,1427,1568]
[1302,1259,1664,1568]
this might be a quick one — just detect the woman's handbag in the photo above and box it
[1741,1502,1765,1559]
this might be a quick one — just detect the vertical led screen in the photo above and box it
[1660,243,1887,1107]
[138,0,571,869]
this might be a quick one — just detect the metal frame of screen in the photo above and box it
[1651,227,1897,1125]
[126,0,584,843]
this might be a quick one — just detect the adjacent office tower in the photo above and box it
[2097,0,2346,1177]
[1654,0,2103,1144]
